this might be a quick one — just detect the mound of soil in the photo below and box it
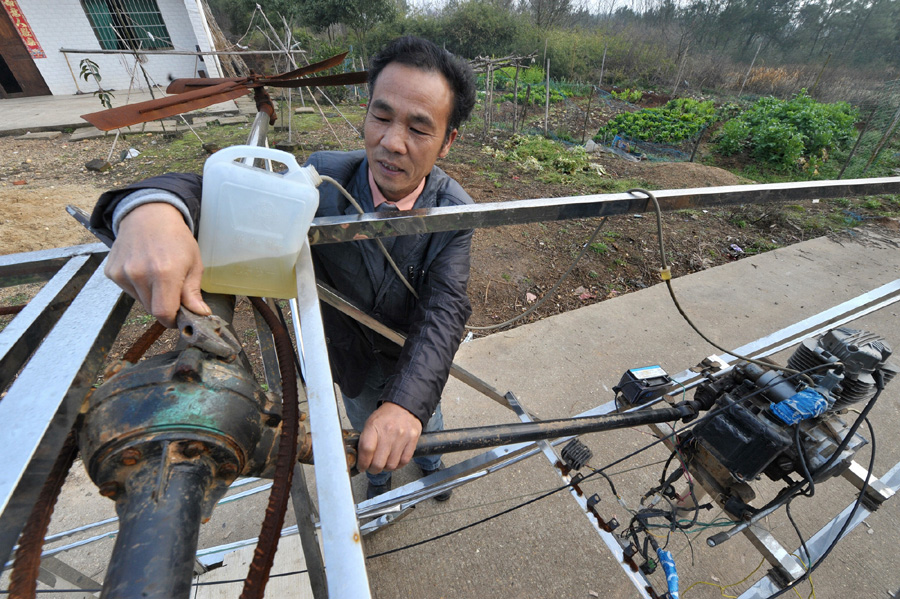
[1,184,101,254]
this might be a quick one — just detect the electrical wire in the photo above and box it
[765,412,877,598]
[785,500,812,570]
[788,554,816,599]
[682,557,767,598]
[317,175,419,298]
[793,424,815,498]
[630,188,817,386]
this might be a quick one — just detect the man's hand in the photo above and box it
[357,402,423,474]
[105,203,210,327]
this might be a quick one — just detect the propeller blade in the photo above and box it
[166,77,246,94]
[261,71,368,89]
[268,51,349,81]
[81,81,248,131]
[165,52,354,94]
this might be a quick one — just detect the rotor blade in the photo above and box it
[165,52,354,94]
[268,52,349,81]
[261,71,368,89]
[81,81,247,131]
[166,77,246,94]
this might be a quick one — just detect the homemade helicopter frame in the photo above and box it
[2,92,900,597]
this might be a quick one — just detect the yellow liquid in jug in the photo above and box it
[201,255,298,299]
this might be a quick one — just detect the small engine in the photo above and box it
[687,328,897,499]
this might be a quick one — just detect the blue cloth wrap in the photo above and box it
[656,547,679,599]
[770,388,828,425]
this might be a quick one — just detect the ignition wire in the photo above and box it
[630,188,819,386]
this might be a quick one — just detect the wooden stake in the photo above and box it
[581,86,594,144]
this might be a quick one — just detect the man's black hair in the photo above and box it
[368,36,476,135]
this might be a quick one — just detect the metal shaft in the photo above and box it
[412,405,694,457]
[101,458,212,599]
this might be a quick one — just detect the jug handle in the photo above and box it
[209,145,302,175]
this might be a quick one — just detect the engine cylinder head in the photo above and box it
[787,327,897,410]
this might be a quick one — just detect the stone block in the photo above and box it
[214,116,249,126]
[70,127,108,141]
[15,131,62,140]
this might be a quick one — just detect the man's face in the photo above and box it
[364,62,458,202]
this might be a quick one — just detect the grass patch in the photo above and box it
[126,314,156,326]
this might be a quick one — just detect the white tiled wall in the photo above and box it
[16,0,219,95]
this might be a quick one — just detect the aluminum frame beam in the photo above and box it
[738,462,900,598]
[308,178,900,244]
[0,257,132,564]
[290,242,370,599]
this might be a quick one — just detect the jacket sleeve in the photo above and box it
[380,228,473,425]
[90,173,203,241]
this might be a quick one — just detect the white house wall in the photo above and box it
[15,0,219,96]
[184,0,223,80]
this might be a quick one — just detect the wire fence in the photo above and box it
[469,72,701,162]
[838,79,900,179]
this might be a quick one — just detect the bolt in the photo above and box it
[299,412,307,422]
[120,448,141,466]
[99,481,119,498]
[183,441,206,458]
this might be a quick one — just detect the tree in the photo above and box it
[527,0,575,29]
[296,0,396,57]
[440,1,526,57]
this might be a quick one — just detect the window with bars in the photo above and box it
[81,0,173,51]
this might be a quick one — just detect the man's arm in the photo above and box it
[357,228,474,474]
[106,203,209,327]
[90,173,209,327]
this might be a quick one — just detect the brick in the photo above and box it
[16,131,62,140]
[70,127,108,141]
[213,116,248,126]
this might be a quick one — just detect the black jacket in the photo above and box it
[91,150,474,425]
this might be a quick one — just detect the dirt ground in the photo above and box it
[1,110,895,350]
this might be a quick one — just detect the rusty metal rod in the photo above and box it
[8,431,79,599]
[241,298,299,599]
[411,404,698,457]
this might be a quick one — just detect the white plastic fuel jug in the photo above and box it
[198,145,321,299]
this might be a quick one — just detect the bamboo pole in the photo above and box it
[513,64,520,133]
[738,41,762,97]
[581,86,594,144]
[544,58,550,136]
[599,42,607,88]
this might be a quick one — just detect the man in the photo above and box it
[90,36,477,500]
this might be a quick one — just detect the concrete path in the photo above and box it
[7,226,900,598]
[0,90,246,136]
[358,226,900,599]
